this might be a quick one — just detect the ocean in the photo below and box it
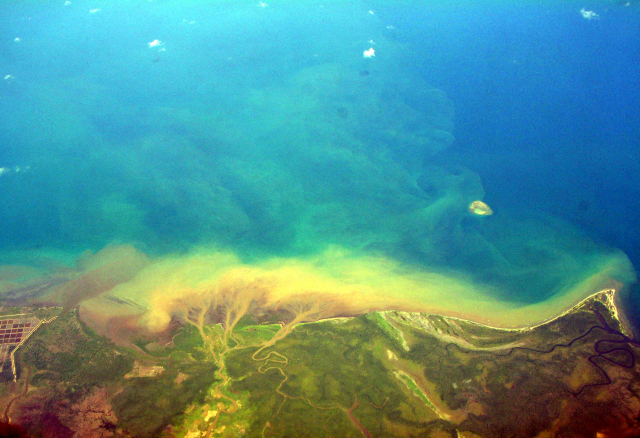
[1,0,639,329]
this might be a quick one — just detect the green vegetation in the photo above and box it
[12,308,222,437]
[395,371,438,414]
[112,361,218,437]
[223,316,410,437]
[0,307,24,316]
[3,293,639,438]
[363,312,407,350]
[19,310,133,387]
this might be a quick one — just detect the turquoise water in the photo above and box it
[0,0,638,326]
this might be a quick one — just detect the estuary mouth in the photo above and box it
[0,242,620,344]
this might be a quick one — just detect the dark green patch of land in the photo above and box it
[7,310,219,438]
[2,292,640,438]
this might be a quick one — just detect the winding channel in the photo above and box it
[446,305,639,397]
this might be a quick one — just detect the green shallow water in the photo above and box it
[0,0,636,328]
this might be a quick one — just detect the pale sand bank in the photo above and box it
[71,245,635,333]
[1,244,634,333]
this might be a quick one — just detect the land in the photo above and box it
[0,289,639,437]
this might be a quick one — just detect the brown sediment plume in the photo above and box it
[253,295,339,358]
[78,291,148,348]
[167,269,270,342]
[77,249,390,344]
[50,245,149,311]
[65,244,635,343]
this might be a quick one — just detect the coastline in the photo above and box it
[307,286,631,340]
[433,287,620,334]
[614,282,637,339]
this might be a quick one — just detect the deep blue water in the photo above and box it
[1,0,639,328]
[385,2,640,323]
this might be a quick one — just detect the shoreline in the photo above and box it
[2,244,636,339]
[437,288,619,333]
[313,286,631,337]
